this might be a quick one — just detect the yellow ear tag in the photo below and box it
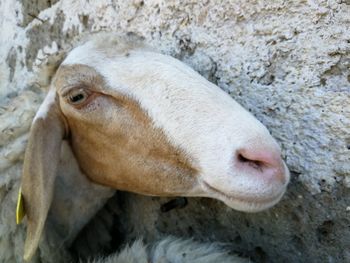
[16,187,25,224]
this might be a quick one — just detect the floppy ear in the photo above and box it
[20,88,66,261]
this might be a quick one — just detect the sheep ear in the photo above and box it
[20,89,66,261]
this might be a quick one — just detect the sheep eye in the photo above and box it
[68,90,88,105]
[70,93,85,103]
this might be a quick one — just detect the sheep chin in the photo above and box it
[201,180,287,213]
[221,191,286,213]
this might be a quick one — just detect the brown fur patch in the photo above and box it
[53,64,199,196]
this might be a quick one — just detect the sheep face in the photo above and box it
[20,35,289,261]
[55,40,290,210]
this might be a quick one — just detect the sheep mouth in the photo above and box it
[201,181,285,211]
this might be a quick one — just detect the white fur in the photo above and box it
[33,88,56,122]
[89,237,250,263]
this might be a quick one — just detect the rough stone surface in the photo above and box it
[0,0,349,262]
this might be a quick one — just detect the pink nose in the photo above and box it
[236,148,287,184]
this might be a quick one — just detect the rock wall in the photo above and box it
[0,0,349,262]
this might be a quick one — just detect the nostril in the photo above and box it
[237,153,249,163]
[236,148,288,184]
[236,146,283,170]
[237,153,265,171]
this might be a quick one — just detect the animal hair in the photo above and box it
[88,237,250,263]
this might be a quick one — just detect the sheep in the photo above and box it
[17,33,290,262]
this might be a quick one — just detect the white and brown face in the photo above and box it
[54,39,290,212]
[20,36,289,261]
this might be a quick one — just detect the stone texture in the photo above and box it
[0,0,349,262]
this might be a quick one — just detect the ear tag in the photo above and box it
[16,187,25,224]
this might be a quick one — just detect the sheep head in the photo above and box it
[19,34,290,261]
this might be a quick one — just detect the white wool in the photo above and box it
[90,237,250,263]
